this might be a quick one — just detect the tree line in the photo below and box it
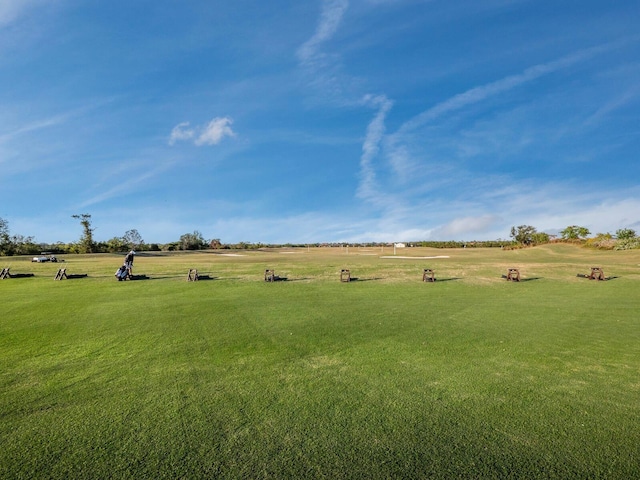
[0,215,217,256]
[1,215,638,256]
[508,224,639,250]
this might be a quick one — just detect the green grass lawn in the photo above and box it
[1,245,639,478]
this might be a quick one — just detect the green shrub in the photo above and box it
[585,233,616,250]
[614,238,640,250]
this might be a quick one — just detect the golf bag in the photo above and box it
[115,265,129,281]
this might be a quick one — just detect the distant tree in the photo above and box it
[179,231,207,250]
[209,238,222,249]
[72,214,95,253]
[0,217,8,239]
[510,225,538,245]
[531,232,550,245]
[0,217,10,254]
[9,234,38,255]
[164,242,180,251]
[123,229,144,250]
[560,225,590,240]
[105,236,129,253]
[231,241,262,250]
[615,228,636,240]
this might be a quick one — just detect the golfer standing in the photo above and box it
[124,250,135,276]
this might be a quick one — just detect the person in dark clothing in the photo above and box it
[124,250,135,277]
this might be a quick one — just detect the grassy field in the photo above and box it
[1,244,639,478]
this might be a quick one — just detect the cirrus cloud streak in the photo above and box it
[169,117,236,146]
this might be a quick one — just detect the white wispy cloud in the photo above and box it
[582,87,640,128]
[297,0,349,65]
[344,184,640,243]
[397,41,624,136]
[169,117,236,146]
[0,98,118,148]
[79,160,175,208]
[508,194,640,237]
[195,117,236,146]
[0,112,71,144]
[357,94,393,202]
[430,215,503,238]
[294,6,640,243]
[168,122,195,145]
[295,0,360,103]
[190,191,640,243]
[357,39,639,233]
[0,0,40,27]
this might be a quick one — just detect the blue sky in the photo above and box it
[1,0,639,244]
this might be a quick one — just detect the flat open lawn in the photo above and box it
[1,245,639,478]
